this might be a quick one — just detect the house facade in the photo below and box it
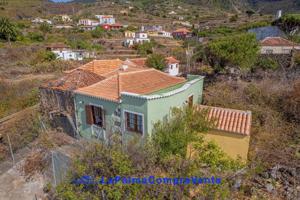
[124,30,136,38]
[123,32,150,47]
[172,28,192,39]
[95,15,116,25]
[102,23,123,30]
[165,57,180,76]
[260,37,300,54]
[46,43,95,61]
[78,19,99,26]
[74,71,204,141]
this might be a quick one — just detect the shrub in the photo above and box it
[255,57,279,71]
[229,14,238,22]
[39,22,52,33]
[133,41,155,55]
[91,26,105,38]
[28,32,44,42]
[0,17,18,42]
[145,53,166,71]
[294,53,300,65]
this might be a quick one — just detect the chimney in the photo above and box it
[120,64,128,71]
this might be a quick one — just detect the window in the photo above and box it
[85,105,105,128]
[188,95,193,107]
[125,111,143,134]
[266,49,273,54]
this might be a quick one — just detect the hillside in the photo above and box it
[248,0,300,14]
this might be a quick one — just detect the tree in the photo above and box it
[207,33,259,71]
[0,17,18,44]
[91,26,105,38]
[145,53,166,71]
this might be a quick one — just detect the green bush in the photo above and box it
[91,26,105,38]
[255,57,279,71]
[0,17,18,42]
[28,32,44,42]
[145,53,166,71]
[134,41,155,55]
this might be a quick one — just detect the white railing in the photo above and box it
[92,125,106,141]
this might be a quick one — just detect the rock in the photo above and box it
[233,179,242,189]
[266,184,274,193]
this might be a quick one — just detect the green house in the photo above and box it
[74,68,204,141]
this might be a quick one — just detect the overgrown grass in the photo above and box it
[0,79,40,118]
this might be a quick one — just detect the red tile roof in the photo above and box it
[76,69,186,102]
[197,105,252,136]
[173,28,191,34]
[166,56,179,64]
[66,59,146,77]
[128,58,147,67]
[41,69,104,91]
[46,43,69,49]
[260,37,297,47]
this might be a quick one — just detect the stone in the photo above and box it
[266,184,274,193]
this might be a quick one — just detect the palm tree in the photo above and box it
[0,17,18,45]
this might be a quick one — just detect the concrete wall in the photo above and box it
[260,46,294,54]
[203,130,250,160]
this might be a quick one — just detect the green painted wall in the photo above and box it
[145,76,204,135]
[74,94,119,139]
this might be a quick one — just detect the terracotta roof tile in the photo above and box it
[128,58,147,67]
[41,69,104,91]
[197,105,252,136]
[75,69,186,101]
[173,28,191,33]
[166,56,179,64]
[66,59,147,77]
[260,37,297,47]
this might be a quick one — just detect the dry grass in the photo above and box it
[204,76,300,168]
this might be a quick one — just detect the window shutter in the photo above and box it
[85,105,93,125]
[125,112,129,129]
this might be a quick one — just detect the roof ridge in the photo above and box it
[119,68,155,76]
[199,105,251,114]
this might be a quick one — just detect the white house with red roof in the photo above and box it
[165,57,180,76]
[95,15,116,25]
[260,37,300,54]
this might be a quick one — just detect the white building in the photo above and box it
[260,37,300,54]
[157,31,172,38]
[165,57,180,76]
[78,19,99,26]
[32,17,52,25]
[123,32,150,47]
[46,44,95,61]
[95,15,116,25]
